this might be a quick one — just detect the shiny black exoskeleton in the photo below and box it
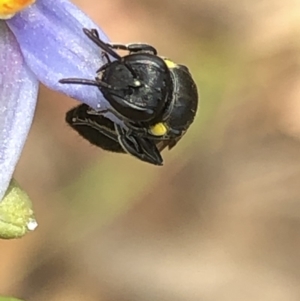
[97,47,173,124]
[66,104,163,165]
[60,28,198,165]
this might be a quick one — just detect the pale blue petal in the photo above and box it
[0,22,38,200]
[7,0,111,111]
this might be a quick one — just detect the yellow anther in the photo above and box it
[0,0,35,19]
[150,123,167,136]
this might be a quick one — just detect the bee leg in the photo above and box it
[108,43,157,55]
[125,122,149,137]
[136,136,163,165]
[115,125,163,166]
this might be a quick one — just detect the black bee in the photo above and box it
[60,28,198,165]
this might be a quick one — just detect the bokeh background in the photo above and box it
[2,0,300,300]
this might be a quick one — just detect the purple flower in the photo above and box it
[0,0,113,200]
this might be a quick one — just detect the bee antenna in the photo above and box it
[83,28,121,60]
[59,78,100,87]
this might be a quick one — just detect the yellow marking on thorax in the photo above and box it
[164,59,177,69]
[150,123,168,136]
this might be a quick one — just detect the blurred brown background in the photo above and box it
[2,0,300,300]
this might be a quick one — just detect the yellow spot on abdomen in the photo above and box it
[0,0,35,19]
[150,123,168,136]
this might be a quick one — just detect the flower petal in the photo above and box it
[7,0,112,111]
[0,22,38,201]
